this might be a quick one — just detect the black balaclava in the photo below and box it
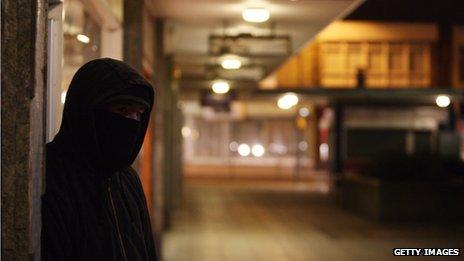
[52,58,154,176]
[93,85,151,173]
[94,109,141,172]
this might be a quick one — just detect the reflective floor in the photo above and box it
[163,178,464,261]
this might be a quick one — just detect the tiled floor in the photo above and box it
[162,179,464,261]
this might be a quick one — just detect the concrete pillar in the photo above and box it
[330,102,344,174]
[1,0,48,260]
[162,55,175,229]
[310,106,321,169]
[123,0,143,71]
[171,76,183,209]
[149,18,167,250]
[123,0,143,173]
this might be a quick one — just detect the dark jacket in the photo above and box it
[42,58,158,261]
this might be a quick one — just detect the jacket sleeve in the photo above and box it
[41,192,74,261]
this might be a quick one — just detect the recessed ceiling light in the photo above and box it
[76,34,90,44]
[242,7,270,23]
[211,80,230,94]
[221,59,242,70]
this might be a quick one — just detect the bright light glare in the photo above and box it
[221,59,241,70]
[212,81,230,94]
[242,7,270,23]
[320,143,329,161]
[182,126,191,138]
[238,144,251,157]
[436,95,451,108]
[61,91,67,104]
[299,107,310,117]
[251,144,265,157]
[277,92,299,110]
[76,34,90,44]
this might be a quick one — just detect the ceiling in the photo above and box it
[151,0,360,23]
[150,0,364,92]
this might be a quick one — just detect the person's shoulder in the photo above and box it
[123,167,143,186]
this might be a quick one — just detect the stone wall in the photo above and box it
[1,0,48,260]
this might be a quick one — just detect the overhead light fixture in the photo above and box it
[76,34,90,44]
[219,54,243,70]
[212,80,230,94]
[238,143,251,157]
[242,7,270,23]
[436,95,451,108]
[277,92,299,110]
[221,59,242,70]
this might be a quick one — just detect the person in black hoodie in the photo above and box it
[42,58,158,261]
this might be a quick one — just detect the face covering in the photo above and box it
[94,108,141,172]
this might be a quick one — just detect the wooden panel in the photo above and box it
[273,30,433,89]
[276,55,301,87]
[317,21,438,42]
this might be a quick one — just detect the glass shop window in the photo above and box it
[62,0,102,98]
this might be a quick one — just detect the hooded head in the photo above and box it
[54,58,154,175]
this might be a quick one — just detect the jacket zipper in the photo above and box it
[108,178,128,261]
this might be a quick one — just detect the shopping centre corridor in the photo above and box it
[163,178,464,261]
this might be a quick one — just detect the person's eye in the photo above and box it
[118,107,129,114]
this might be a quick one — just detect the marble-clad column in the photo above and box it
[1,0,48,260]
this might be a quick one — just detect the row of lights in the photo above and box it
[237,143,265,157]
[76,7,267,46]
[209,6,271,94]
[233,142,325,158]
[276,93,452,110]
[229,142,266,157]
[61,91,452,110]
